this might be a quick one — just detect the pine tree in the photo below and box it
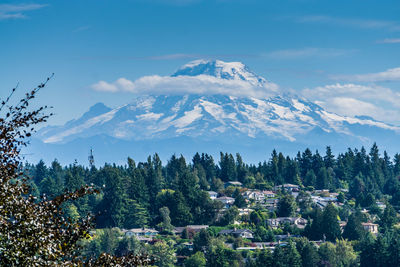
[96,165,127,228]
[284,241,302,267]
[324,146,335,169]
[379,202,398,232]
[321,203,341,242]
[124,199,149,228]
[277,194,297,217]
[342,211,365,240]
[34,160,48,185]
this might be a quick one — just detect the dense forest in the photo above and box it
[22,144,400,266]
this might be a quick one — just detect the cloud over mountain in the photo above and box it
[302,83,400,124]
[92,59,279,98]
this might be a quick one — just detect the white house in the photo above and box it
[216,196,235,208]
[267,217,308,229]
[122,228,158,241]
[243,190,265,202]
[362,222,379,234]
[274,184,300,192]
[263,190,276,198]
[207,191,218,200]
[219,228,254,239]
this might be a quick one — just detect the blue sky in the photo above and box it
[1,0,400,125]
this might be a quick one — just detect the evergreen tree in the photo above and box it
[295,238,319,267]
[193,229,211,252]
[126,157,149,206]
[324,146,335,169]
[272,245,286,267]
[316,167,329,190]
[277,194,297,217]
[255,249,273,267]
[123,199,149,228]
[96,165,126,228]
[387,231,400,267]
[219,152,237,181]
[285,241,302,267]
[233,188,246,208]
[304,170,316,187]
[34,160,48,185]
[321,203,341,242]
[379,203,398,232]
[342,210,365,241]
[171,191,193,226]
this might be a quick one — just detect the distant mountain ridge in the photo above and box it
[27,60,400,165]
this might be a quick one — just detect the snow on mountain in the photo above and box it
[39,93,400,145]
[30,59,400,164]
[172,59,267,87]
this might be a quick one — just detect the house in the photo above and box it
[267,217,308,229]
[182,242,194,251]
[219,228,254,239]
[186,225,209,232]
[339,222,378,234]
[263,190,276,198]
[362,222,379,234]
[311,195,336,208]
[264,198,279,211]
[238,208,254,216]
[224,181,243,188]
[207,191,218,200]
[243,190,265,202]
[216,196,235,208]
[274,184,300,192]
[376,201,386,210]
[173,225,209,235]
[122,228,158,241]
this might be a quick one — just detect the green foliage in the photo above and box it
[322,203,341,242]
[157,206,173,232]
[0,80,151,266]
[277,194,297,217]
[233,188,247,208]
[185,251,206,267]
[343,210,366,241]
[379,203,398,232]
[9,83,400,266]
[149,240,176,267]
[124,199,149,228]
[218,206,239,226]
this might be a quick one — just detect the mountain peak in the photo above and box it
[172,59,267,86]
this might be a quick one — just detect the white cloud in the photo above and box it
[297,15,400,31]
[92,81,119,92]
[377,38,400,44]
[332,67,400,82]
[303,83,400,124]
[0,4,47,20]
[265,48,351,59]
[92,75,279,98]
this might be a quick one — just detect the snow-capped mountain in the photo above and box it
[172,59,268,87]
[28,60,400,165]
